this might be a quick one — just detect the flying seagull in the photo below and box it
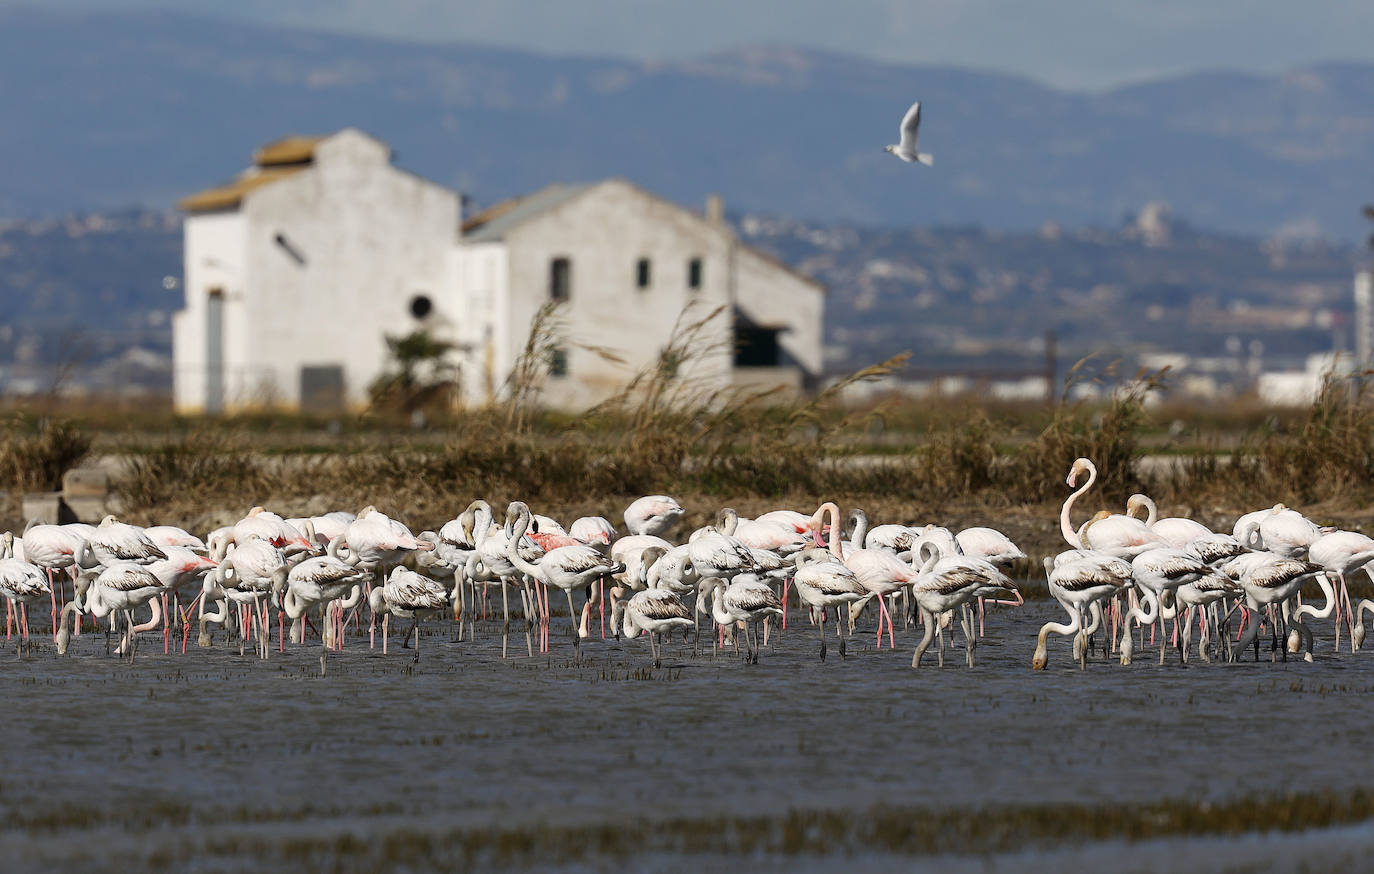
[885,101,934,166]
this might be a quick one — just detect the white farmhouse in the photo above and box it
[173,129,824,413]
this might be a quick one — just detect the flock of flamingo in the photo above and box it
[0,455,1371,672]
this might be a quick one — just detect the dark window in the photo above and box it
[734,326,782,367]
[550,257,571,301]
[409,294,433,318]
[636,258,651,289]
[548,347,569,377]
[300,365,346,413]
[687,257,702,290]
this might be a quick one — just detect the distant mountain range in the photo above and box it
[2,8,1373,239]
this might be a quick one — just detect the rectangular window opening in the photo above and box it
[550,257,571,302]
[548,347,569,377]
[688,257,703,290]
[636,257,651,289]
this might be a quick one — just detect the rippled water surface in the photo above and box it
[2,599,1373,871]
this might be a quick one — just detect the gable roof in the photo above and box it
[178,166,308,213]
[254,135,326,167]
[461,179,824,292]
[462,184,592,242]
[180,133,350,214]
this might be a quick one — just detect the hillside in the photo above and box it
[0,9,1372,237]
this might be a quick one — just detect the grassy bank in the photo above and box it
[5,348,1374,561]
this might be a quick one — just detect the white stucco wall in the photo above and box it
[173,211,245,413]
[452,242,508,404]
[499,180,740,410]
[239,130,460,408]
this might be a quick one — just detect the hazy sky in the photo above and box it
[12,0,1374,89]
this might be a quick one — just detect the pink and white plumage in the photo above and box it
[88,516,166,566]
[569,516,617,547]
[623,495,685,537]
[144,525,208,555]
[344,507,433,569]
[1059,459,1163,559]
[955,527,1026,567]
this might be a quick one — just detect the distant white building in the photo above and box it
[172,129,823,413]
[1256,351,1353,406]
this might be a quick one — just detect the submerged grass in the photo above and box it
[9,788,1374,867]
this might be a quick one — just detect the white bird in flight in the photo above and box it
[885,101,934,166]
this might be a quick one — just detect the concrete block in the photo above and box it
[65,496,112,524]
[63,467,111,499]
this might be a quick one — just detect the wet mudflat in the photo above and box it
[1,603,1373,872]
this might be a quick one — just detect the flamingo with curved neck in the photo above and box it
[1059,458,1097,548]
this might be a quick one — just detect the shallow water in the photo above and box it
[2,599,1372,871]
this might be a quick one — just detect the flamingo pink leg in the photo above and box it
[47,569,57,638]
[781,578,791,630]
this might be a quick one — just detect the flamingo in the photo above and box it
[232,507,316,556]
[848,509,918,555]
[1164,572,1241,663]
[1059,458,1164,558]
[1233,505,1284,548]
[810,502,909,648]
[909,539,1016,668]
[569,516,617,551]
[1126,494,1212,547]
[612,553,693,668]
[19,522,88,637]
[88,515,167,566]
[369,566,448,659]
[1222,553,1323,662]
[1186,533,1249,567]
[1124,547,1212,664]
[1032,553,1132,670]
[197,543,286,656]
[504,502,623,660]
[0,557,50,653]
[709,573,782,664]
[1306,530,1374,650]
[755,509,813,535]
[146,547,218,653]
[623,495,685,537]
[717,508,808,554]
[280,541,369,661]
[791,548,865,660]
[57,563,165,658]
[144,525,208,555]
[471,505,543,658]
[955,525,1028,633]
[1253,508,1321,558]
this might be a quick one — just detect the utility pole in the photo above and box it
[1360,205,1374,398]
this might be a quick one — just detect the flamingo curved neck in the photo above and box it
[1130,494,1158,526]
[1295,573,1336,620]
[505,508,544,579]
[849,510,868,550]
[1060,462,1097,548]
[812,502,843,560]
[718,509,739,537]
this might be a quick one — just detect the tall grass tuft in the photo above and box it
[118,430,268,510]
[1004,364,1163,502]
[0,415,92,493]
